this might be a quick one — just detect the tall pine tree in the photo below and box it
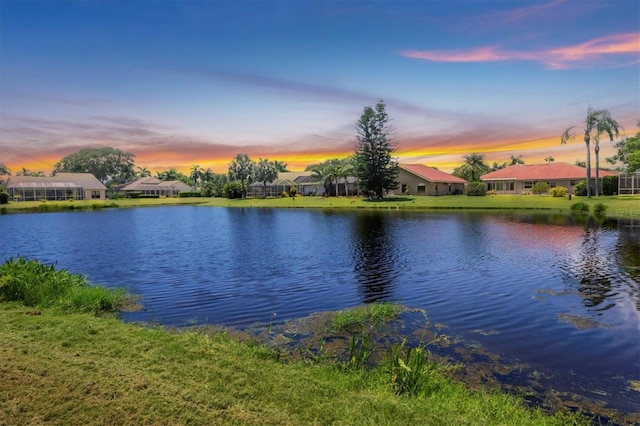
[354,101,398,199]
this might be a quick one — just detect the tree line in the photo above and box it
[1,105,638,199]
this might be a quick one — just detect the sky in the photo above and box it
[1,0,638,175]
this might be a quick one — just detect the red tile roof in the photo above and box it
[399,164,467,183]
[481,162,617,181]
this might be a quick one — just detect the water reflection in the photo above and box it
[350,213,399,303]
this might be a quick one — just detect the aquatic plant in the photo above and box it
[388,339,439,396]
[570,201,590,213]
[331,302,402,333]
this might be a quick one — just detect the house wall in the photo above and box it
[84,189,106,200]
[486,179,585,194]
[396,169,464,196]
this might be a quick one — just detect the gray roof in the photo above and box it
[7,173,106,190]
[120,177,192,192]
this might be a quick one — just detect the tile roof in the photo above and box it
[7,173,106,190]
[481,162,617,181]
[120,177,192,191]
[399,163,467,184]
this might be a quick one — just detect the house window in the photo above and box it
[524,181,533,189]
[507,182,515,191]
[417,183,426,193]
[570,180,577,186]
[495,182,504,191]
[92,191,101,199]
[401,184,407,193]
[549,182,557,188]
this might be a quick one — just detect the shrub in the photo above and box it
[594,203,608,216]
[532,181,550,195]
[464,182,487,196]
[571,202,589,213]
[549,186,568,197]
[178,191,201,198]
[107,192,128,199]
[127,191,142,199]
[486,189,497,196]
[223,182,243,199]
[574,180,587,196]
[0,192,8,204]
[280,191,288,198]
[289,186,297,198]
[601,176,618,196]
[139,194,160,199]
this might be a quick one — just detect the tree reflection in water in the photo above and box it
[571,217,640,312]
[350,213,401,303]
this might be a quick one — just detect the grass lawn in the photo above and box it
[2,194,638,218]
[0,303,588,425]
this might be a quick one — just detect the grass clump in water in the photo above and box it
[331,302,403,333]
[0,257,125,315]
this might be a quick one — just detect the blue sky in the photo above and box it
[1,0,638,173]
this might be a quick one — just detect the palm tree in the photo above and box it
[509,155,525,166]
[201,168,214,183]
[562,107,621,197]
[491,161,507,171]
[545,156,555,164]
[455,153,490,182]
[273,161,289,173]
[190,164,203,190]
[592,113,621,196]
[136,166,151,178]
[254,158,278,198]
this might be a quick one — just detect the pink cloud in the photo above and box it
[400,32,640,69]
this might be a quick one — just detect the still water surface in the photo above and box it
[1,206,639,415]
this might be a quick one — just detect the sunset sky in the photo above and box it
[1,0,638,175]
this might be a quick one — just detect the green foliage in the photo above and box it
[532,181,549,195]
[549,186,568,197]
[332,302,402,333]
[453,153,491,182]
[52,147,135,186]
[593,203,608,216]
[200,173,228,197]
[388,340,439,396]
[289,185,297,198]
[0,257,124,314]
[138,194,160,199]
[354,101,398,198]
[307,158,352,196]
[574,180,588,196]
[601,176,618,196]
[464,182,487,196]
[0,192,8,204]
[178,191,202,198]
[347,332,374,369]
[570,202,590,213]
[222,181,243,199]
[255,158,279,198]
[228,154,255,198]
[156,168,191,185]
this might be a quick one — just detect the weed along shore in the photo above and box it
[0,259,596,425]
[1,194,639,218]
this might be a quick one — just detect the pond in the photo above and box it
[1,206,639,420]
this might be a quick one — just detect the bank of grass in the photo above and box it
[0,259,588,425]
[331,302,403,333]
[1,194,638,218]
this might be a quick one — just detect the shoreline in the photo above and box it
[1,194,639,218]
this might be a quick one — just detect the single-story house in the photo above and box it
[248,172,332,197]
[480,162,617,194]
[117,177,193,197]
[396,164,466,196]
[6,173,106,201]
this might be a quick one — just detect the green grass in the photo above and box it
[331,302,403,333]
[0,303,589,425]
[0,259,591,425]
[0,257,125,315]
[2,194,638,218]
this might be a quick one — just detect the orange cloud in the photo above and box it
[400,32,640,69]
